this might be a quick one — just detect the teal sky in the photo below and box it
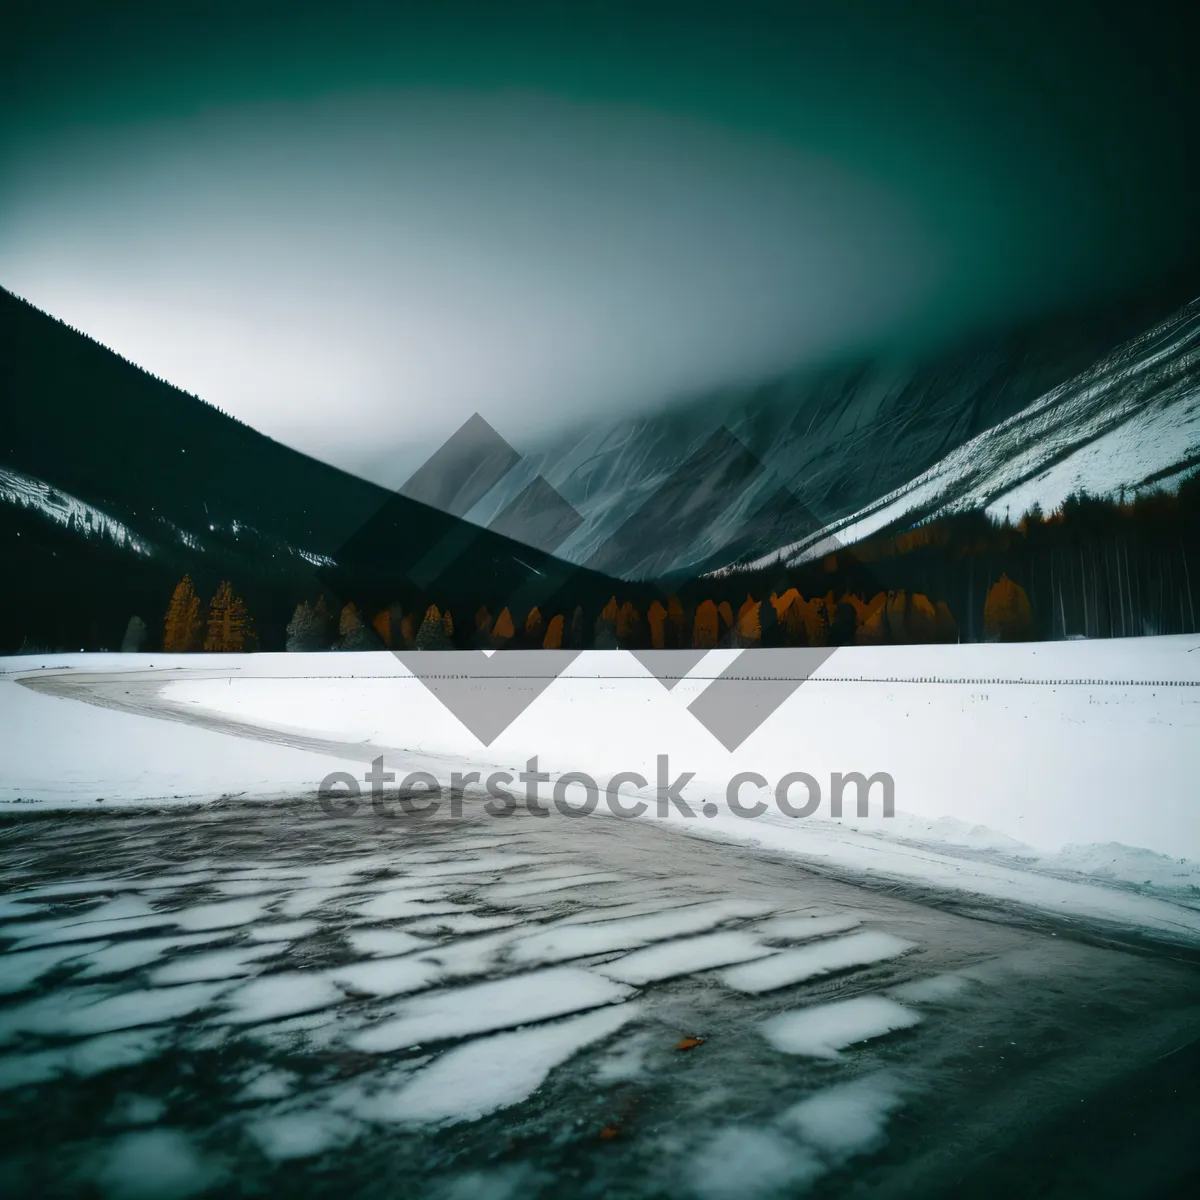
[3,2,1198,482]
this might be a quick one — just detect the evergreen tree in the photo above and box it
[594,596,619,649]
[416,604,452,650]
[286,600,329,651]
[569,605,587,649]
[473,606,493,649]
[120,615,147,653]
[163,575,202,652]
[388,602,405,646]
[337,602,383,651]
[666,595,687,649]
[716,600,734,646]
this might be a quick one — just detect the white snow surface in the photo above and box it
[3,638,1200,939]
[719,931,914,994]
[761,996,922,1059]
[596,930,775,985]
[350,967,634,1052]
[355,1004,640,1126]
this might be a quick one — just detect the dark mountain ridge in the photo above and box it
[0,287,626,652]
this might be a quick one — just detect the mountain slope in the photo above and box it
[464,278,1200,579]
[752,297,1200,569]
[0,288,622,652]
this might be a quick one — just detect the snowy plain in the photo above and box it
[3,644,1200,1196]
[3,636,1199,938]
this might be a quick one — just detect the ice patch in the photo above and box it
[511,900,775,967]
[149,944,279,985]
[172,898,271,931]
[754,913,863,943]
[597,931,774,986]
[10,913,178,950]
[353,893,472,922]
[89,1129,219,1198]
[276,888,355,918]
[404,914,517,936]
[76,934,225,978]
[0,1029,165,1091]
[687,1127,823,1199]
[406,929,520,979]
[406,854,541,878]
[0,943,93,993]
[328,956,443,999]
[485,873,624,901]
[248,1111,360,1161]
[889,973,972,1004]
[762,996,921,1059]
[238,1069,299,1101]
[247,920,319,943]
[216,973,347,1025]
[213,879,280,897]
[720,932,915,994]
[777,1073,906,1159]
[358,1003,640,1125]
[593,1030,653,1083]
[345,929,432,958]
[351,967,634,1052]
[53,983,227,1037]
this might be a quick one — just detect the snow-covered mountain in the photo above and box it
[462,286,1200,579]
[752,297,1200,569]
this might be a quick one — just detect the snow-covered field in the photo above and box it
[3,640,1200,1195]
[3,636,1199,937]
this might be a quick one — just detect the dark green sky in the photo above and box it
[3,2,1198,479]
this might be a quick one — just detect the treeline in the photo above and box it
[110,478,1199,654]
[277,587,963,652]
[723,476,1200,643]
[114,574,257,654]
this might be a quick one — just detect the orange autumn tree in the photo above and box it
[416,604,452,650]
[693,599,719,648]
[163,574,203,651]
[204,580,251,652]
[934,601,958,643]
[983,574,1033,641]
[543,613,565,649]
[371,608,392,647]
[616,601,645,648]
[734,595,761,646]
[492,607,515,649]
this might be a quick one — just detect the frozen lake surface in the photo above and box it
[2,799,1199,1198]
